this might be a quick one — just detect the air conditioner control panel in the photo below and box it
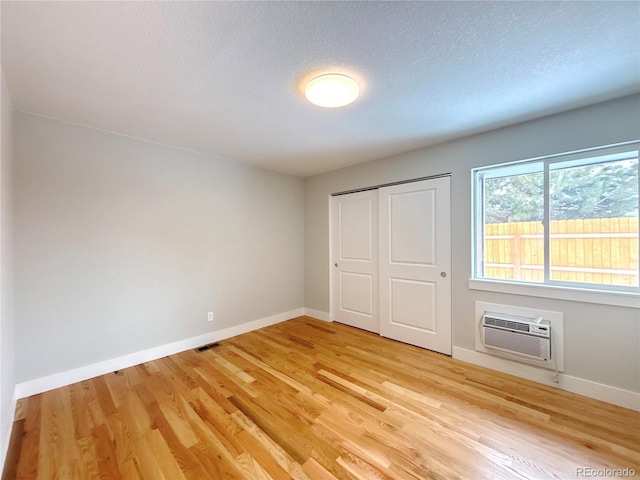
[529,324,550,337]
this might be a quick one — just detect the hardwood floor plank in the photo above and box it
[117,459,142,480]
[37,388,78,478]
[1,419,24,480]
[183,409,248,480]
[144,400,210,479]
[4,316,639,479]
[69,382,96,439]
[336,450,394,480]
[105,414,136,468]
[130,433,166,480]
[74,435,102,480]
[187,441,244,480]
[231,410,309,480]
[144,429,188,480]
[15,395,41,480]
[90,423,122,480]
[227,344,314,396]
[103,372,134,409]
[228,392,311,465]
[91,377,117,419]
[189,397,245,459]
[234,430,292,479]
[234,452,273,480]
[302,457,338,480]
[316,369,389,412]
[13,400,27,422]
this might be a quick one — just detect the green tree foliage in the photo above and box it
[483,159,638,224]
[550,160,638,220]
[484,172,543,223]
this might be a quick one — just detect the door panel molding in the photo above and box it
[331,190,379,333]
[379,177,452,354]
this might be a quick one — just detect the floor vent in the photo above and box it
[195,342,220,353]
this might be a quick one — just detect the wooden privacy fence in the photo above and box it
[483,217,639,286]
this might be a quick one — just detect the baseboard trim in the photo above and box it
[14,308,304,399]
[452,347,640,411]
[561,376,640,412]
[304,308,331,322]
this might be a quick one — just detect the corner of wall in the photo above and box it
[304,308,331,322]
[0,67,17,474]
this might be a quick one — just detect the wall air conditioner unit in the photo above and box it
[482,312,551,361]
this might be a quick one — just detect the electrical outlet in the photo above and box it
[207,312,214,322]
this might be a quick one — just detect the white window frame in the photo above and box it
[470,141,640,309]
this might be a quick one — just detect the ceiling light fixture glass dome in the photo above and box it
[304,73,359,108]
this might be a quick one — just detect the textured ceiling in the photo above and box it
[2,1,639,177]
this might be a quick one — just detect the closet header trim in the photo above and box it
[331,173,451,196]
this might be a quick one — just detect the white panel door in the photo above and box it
[331,190,379,333]
[379,177,451,354]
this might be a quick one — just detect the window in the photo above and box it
[473,143,639,293]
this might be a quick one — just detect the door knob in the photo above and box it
[441,272,447,277]
[335,263,338,267]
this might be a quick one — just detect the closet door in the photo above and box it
[331,190,379,333]
[379,177,451,354]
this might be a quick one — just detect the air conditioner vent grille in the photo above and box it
[484,328,549,360]
[484,317,530,332]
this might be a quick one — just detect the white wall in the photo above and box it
[0,71,15,466]
[14,112,304,383]
[305,94,640,394]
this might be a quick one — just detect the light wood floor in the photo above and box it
[3,316,639,479]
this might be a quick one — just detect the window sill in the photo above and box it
[468,278,640,309]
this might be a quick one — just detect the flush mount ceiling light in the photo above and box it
[304,73,359,108]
